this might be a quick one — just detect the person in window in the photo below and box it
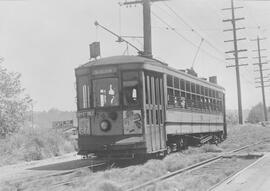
[180,97,186,108]
[124,86,138,106]
[106,84,119,106]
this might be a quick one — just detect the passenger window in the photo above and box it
[167,88,174,106]
[180,79,185,90]
[167,75,173,87]
[196,85,200,94]
[186,81,191,92]
[191,83,195,93]
[174,77,179,89]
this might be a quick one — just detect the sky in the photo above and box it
[1,0,270,111]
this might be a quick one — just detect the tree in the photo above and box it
[246,103,266,123]
[0,65,31,137]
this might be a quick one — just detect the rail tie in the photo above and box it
[125,139,270,191]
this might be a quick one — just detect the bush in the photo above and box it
[0,126,75,166]
[0,65,31,137]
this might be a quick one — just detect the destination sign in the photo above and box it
[92,68,117,75]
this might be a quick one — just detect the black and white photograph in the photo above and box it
[1,0,270,190]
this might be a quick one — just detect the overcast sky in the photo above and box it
[1,0,270,111]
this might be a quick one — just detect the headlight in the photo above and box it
[100,120,111,132]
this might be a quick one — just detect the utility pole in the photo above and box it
[251,36,270,122]
[223,0,248,124]
[120,0,168,58]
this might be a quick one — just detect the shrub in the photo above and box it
[0,126,75,166]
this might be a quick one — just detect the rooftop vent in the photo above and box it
[209,76,217,84]
[200,78,207,81]
[186,67,198,77]
[89,41,100,60]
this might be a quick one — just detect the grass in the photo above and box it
[2,124,270,191]
[69,124,270,191]
[0,126,75,166]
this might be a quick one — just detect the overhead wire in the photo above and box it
[161,2,226,58]
[151,10,232,67]
[155,1,255,88]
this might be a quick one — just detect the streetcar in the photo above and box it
[75,55,226,158]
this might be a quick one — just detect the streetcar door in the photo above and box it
[144,72,166,152]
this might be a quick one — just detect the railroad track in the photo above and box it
[124,139,270,191]
[6,159,107,191]
[8,139,269,191]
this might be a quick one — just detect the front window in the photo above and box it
[77,75,90,109]
[123,71,140,106]
[93,78,119,107]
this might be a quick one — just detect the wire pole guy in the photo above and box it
[223,0,248,124]
[251,36,270,121]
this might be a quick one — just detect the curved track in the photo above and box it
[125,140,270,191]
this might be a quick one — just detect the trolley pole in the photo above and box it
[223,0,248,124]
[251,36,270,122]
[120,0,168,58]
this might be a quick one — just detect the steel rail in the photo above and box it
[8,160,106,187]
[49,162,109,189]
[207,152,268,191]
[125,139,270,191]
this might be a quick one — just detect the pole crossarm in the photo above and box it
[251,37,267,41]
[120,0,168,6]
[253,56,267,59]
[252,49,267,52]
[255,80,270,84]
[224,38,246,42]
[226,64,248,68]
[256,85,270,88]
[254,69,270,72]
[253,62,269,65]
[226,57,248,60]
[223,27,245,32]
[255,76,269,79]
[225,49,247,54]
[222,6,244,10]
[223,17,245,22]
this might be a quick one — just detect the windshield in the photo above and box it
[77,75,90,110]
[93,78,119,107]
[123,71,139,106]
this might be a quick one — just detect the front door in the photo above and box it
[144,71,166,152]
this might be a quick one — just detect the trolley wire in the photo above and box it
[153,2,256,89]
[151,10,230,67]
[161,2,226,58]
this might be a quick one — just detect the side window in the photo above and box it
[78,75,90,109]
[123,71,140,106]
[167,75,173,87]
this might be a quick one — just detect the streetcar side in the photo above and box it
[163,71,226,151]
[75,56,226,158]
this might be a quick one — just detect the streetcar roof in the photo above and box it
[77,55,165,67]
[76,55,225,91]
